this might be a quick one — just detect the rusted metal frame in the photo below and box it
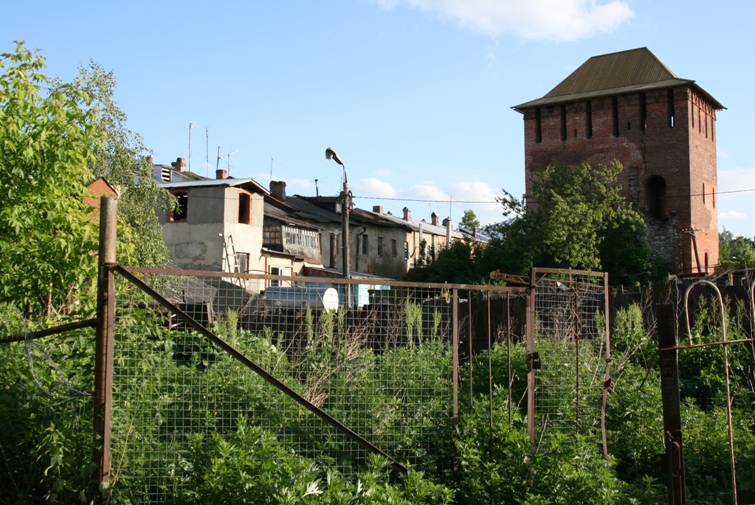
[660,338,754,351]
[122,266,529,293]
[600,272,612,461]
[526,270,536,443]
[572,271,581,434]
[682,280,738,504]
[468,289,473,408]
[452,289,460,425]
[657,303,687,505]
[487,294,494,451]
[94,197,117,502]
[0,318,97,343]
[506,293,513,427]
[531,266,605,278]
[113,264,408,474]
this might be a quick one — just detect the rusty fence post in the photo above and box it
[526,271,537,443]
[94,196,117,501]
[657,303,686,505]
[600,272,612,460]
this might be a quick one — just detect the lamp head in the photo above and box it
[325,147,344,166]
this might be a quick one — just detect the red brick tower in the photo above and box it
[513,47,724,274]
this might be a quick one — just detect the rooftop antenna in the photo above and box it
[315,178,319,197]
[269,157,274,183]
[205,127,209,177]
[216,145,222,171]
[188,121,193,173]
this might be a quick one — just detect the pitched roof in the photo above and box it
[513,47,724,110]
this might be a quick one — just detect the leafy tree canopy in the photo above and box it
[410,161,659,285]
[718,228,755,270]
[460,209,480,231]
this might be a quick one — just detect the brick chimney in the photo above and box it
[215,169,228,179]
[372,205,384,214]
[270,180,286,199]
[171,157,187,173]
[402,207,412,221]
[431,212,438,226]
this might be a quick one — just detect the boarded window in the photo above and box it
[647,176,667,219]
[238,193,251,223]
[170,192,188,222]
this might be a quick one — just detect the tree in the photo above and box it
[66,63,171,267]
[460,209,480,231]
[0,42,101,312]
[718,229,755,270]
[409,161,658,284]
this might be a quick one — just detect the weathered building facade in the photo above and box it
[514,47,723,274]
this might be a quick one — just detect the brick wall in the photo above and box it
[521,86,719,274]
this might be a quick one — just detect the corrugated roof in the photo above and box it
[513,47,723,110]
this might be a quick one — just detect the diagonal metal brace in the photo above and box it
[0,318,97,343]
[114,265,408,474]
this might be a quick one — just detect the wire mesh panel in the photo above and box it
[110,268,461,502]
[530,268,609,444]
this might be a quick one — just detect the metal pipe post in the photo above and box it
[94,196,117,500]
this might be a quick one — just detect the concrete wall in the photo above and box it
[521,85,719,273]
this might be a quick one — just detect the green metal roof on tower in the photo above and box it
[513,47,724,111]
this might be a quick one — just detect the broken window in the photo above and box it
[646,176,667,219]
[170,192,188,222]
[234,252,249,274]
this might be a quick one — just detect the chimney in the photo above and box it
[402,207,412,221]
[171,157,187,173]
[444,217,452,245]
[431,212,438,226]
[270,180,286,199]
[372,205,384,214]
[215,169,228,180]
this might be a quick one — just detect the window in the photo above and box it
[270,266,280,287]
[560,104,567,141]
[712,186,716,208]
[704,252,709,273]
[238,193,251,223]
[329,233,336,267]
[711,115,715,141]
[377,236,384,257]
[698,105,702,133]
[403,241,409,259]
[667,89,676,127]
[704,111,708,138]
[535,107,542,143]
[702,183,706,205]
[612,96,619,136]
[170,192,188,222]
[391,239,397,257]
[586,100,593,138]
[639,92,647,132]
[647,176,667,219]
[234,252,249,274]
[362,234,368,255]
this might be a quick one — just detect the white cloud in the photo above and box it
[353,177,399,197]
[411,183,450,201]
[718,167,755,193]
[373,0,634,41]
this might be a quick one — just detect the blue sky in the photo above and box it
[3,0,754,237]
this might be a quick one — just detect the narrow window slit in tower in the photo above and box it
[560,105,567,142]
[640,92,647,132]
[586,100,593,138]
[535,107,542,143]
[612,96,619,137]
[667,89,675,127]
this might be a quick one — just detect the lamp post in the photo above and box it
[325,147,350,306]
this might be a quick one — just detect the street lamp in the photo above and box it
[325,147,351,305]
